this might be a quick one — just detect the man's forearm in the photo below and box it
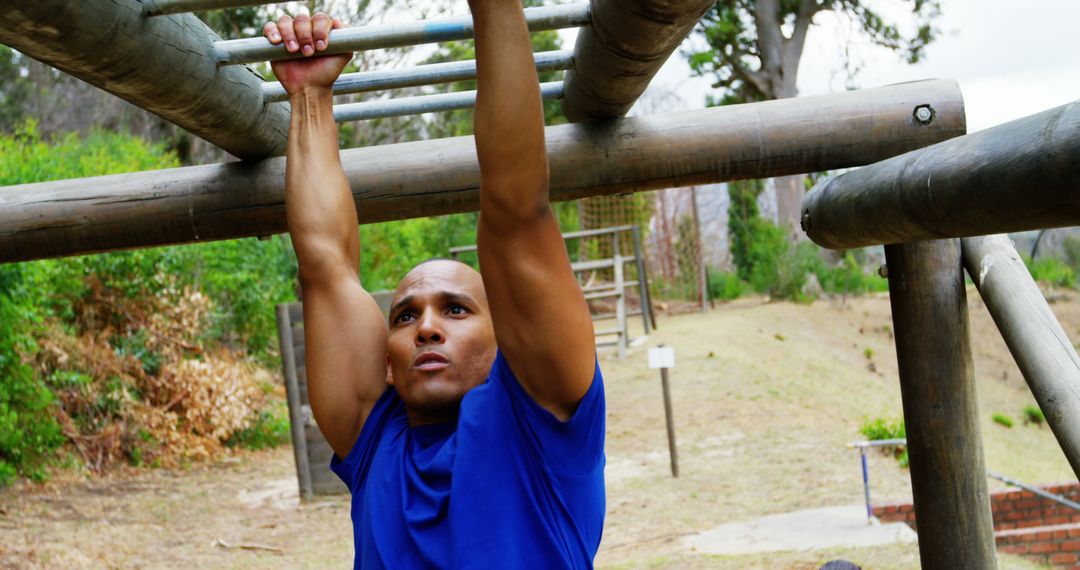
[469,0,550,215]
[286,86,360,279]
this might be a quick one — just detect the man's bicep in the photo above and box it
[476,208,596,420]
[299,270,389,459]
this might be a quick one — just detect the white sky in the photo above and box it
[624,0,1080,133]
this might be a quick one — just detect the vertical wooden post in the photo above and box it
[660,365,679,478]
[276,304,314,502]
[613,233,628,359]
[631,225,655,333]
[884,239,997,569]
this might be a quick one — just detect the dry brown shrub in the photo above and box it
[34,280,274,472]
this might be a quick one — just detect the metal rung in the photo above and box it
[582,280,639,293]
[572,257,638,272]
[213,4,591,65]
[265,50,573,102]
[583,290,621,301]
[144,0,282,16]
[594,329,623,336]
[332,81,563,123]
[592,309,643,321]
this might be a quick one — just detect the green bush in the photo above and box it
[0,267,64,487]
[992,413,1015,428]
[1022,404,1045,426]
[859,416,907,468]
[226,402,291,451]
[860,416,906,441]
[1023,254,1076,289]
[707,269,746,300]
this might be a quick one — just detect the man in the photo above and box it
[263,2,605,567]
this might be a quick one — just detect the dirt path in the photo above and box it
[2,291,1073,569]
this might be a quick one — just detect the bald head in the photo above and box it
[392,259,486,313]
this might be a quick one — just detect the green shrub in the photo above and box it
[707,269,746,300]
[992,413,1014,428]
[0,267,64,487]
[1023,254,1076,289]
[226,402,291,451]
[859,416,907,468]
[1023,404,1045,425]
[816,251,890,296]
[860,416,906,441]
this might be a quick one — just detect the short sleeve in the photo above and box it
[492,352,606,477]
[330,386,404,492]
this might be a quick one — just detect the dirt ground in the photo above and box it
[1,289,1074,569]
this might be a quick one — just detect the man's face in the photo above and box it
[386,260,497,424]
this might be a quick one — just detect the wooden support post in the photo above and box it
[884,239,997,569]
[613,234,627,359]
[803,100,1080,250]
[631,225,654,333]
[660,365,678,478]
[275,304,314,502]
[962,235,1080,478]
[0,80,964,263]
[561,0,714,122]
[0,1,290,159]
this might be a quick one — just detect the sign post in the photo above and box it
[649,344,678,478]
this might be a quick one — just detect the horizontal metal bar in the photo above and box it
[847,438,907,448]
[144,0,277,16]
[331,81,563,123]
[582,280,640,292]
[592,309,644,321]
[214,4,590,65]
[450,224,635,255]
[264,50,572,103]
[987,471,1080,512]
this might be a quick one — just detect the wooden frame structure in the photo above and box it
[2,1,1077,567]
[451,224,655,359]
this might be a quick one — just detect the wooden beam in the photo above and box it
[885,239,998,569]
[0,80,965,263]
[803,99,1080,250]
[0,1,289,159]
[962,235,1080,479]
[561,0,714,122]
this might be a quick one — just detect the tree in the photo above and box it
[687,0,942,238]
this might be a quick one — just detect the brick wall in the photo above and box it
[872,482,1080,568]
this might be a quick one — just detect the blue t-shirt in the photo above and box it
[330,351,606,569]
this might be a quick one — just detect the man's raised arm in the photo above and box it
[265,14,388,458]
[469,1,597,421]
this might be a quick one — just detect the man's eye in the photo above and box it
[395,313,414,324]
[448,305,467,315]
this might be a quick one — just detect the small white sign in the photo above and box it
[648,346,675,369]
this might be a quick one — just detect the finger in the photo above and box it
[332,18,345,30]
[277,15,298,53]
[262,22,282,44]
[293,13,315,57]
[311,13,332,52]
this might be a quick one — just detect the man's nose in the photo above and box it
[415,310,444,344]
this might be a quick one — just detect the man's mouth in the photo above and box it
[413,351,450,372]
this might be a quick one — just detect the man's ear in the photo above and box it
[385,353,394,386]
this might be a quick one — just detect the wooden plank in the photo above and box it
[0,80,964,262]
[961,235,1080,478]
[884,239,997,569]
[803,100,1080,249]
[275,303,314,502]
[561,0,714,122]
[0,1,289,159]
